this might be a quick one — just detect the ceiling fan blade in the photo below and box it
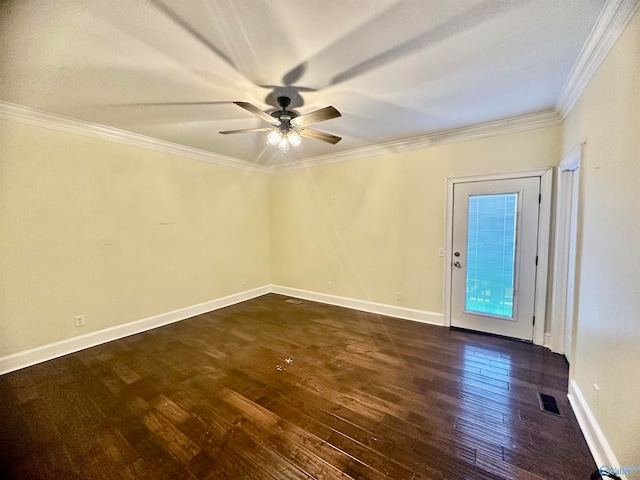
[292,106,341,128]
[300,128,342,144]
[220,127,272,135]
[234,101,280,125]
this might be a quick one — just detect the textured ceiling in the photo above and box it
[0,0,605,165]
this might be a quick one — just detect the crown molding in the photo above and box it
[0,101,269,172]
[1,101,561,174]
[556,0,640,119]
[272,109,562,172]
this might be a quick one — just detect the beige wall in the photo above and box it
[561,9,640,465]
[0,120,271,356]
[270,126,561,313]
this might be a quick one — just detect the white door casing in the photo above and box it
[550,145,582,360]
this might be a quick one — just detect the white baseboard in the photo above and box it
[568,379,626,479]
[0,285,270,375]
[1,285,443,375]
[271,285,444,326]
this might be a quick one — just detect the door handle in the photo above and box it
[453,261,462,268]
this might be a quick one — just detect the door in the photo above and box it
[450,177,541,341]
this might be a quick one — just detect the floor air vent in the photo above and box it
[285,298,303,304]
[537,392,561,415]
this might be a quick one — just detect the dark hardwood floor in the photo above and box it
[0,293,596,479]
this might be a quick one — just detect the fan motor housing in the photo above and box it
[271,97,298,130]
[272,96,299,126]
[271,110,298,123]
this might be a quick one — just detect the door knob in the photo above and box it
[454,261,462,268]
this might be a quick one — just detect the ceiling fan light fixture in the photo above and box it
[278,137,290,152]
[267,129,282,145]
[288,130,302,147]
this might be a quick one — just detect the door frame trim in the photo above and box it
[443,168,553,345]
[550,145,583,356]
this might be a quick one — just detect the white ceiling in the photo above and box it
[0,0,606,166]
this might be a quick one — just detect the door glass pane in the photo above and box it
[466,193,517,318]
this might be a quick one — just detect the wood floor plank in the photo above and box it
[119,458,159,480]
[149,394,191,426]
[326,430,413,480]
[141,410,202,463]
[0,293,596,479]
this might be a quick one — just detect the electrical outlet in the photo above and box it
[396,292,402,301]
[593,383,600,406]
[438,248,445,257]
[240,278,246,287]
[327,281,332,290]
[75,315,86,327]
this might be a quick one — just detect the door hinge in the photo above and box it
[535,255,539,266]
[533,315,536,325]
[539,193,542,204]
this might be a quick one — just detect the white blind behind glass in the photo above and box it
[465,194,517,318]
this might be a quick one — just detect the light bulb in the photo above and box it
[267,130,282,145]
[288,131,301,147]
[278,137,290,152]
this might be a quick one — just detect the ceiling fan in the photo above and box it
[220,96,342,152]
